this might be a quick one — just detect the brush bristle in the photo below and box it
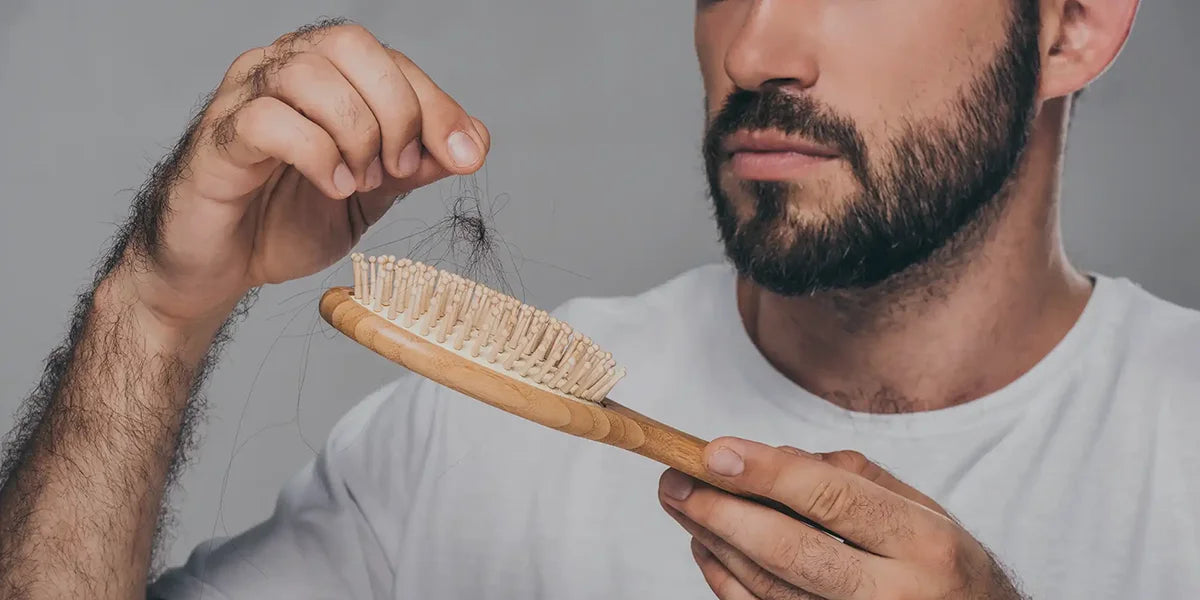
[349,254,625,403]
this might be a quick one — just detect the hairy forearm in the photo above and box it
[0,264,230,598]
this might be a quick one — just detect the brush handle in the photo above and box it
[596,399,726,487]
[320,287,846,544]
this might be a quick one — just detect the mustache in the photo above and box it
[703,89,868,176]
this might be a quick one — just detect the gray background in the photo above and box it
[0,1,1195,568]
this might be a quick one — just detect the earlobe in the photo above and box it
[1038,0,1140,100]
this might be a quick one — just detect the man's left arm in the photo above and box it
[658,438,1026,600]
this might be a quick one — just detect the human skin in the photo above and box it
[0,0,1141,596]
[0,21,490,598]
[665,1,1139,598]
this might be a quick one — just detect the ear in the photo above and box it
[1038,0,1141,99]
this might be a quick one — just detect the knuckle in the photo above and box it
[804,478,857,523]
[336,22,374,39]
[274,52,323,85]
[238,53,291,100]
[694,497,737,539]
[749,569,791,600]
[784,541,864,598]
[221,98,301,150]
[326,23,377,53]
[865,500,908,548]
[238,96,276,122]
[208,103,248,149]
[385,46,412,67]
[227,47,266,76]
[233,46,263,65]
[711,567,741,598]
[766,534,802,572]
[332,111,381,160]
[333,95,374,138]
[687,494,717,527]
[922,526,966,570]
[754,456,793,499]
[209,114,237,150]
[825,450,871,474]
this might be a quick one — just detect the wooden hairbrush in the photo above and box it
[320,254,845,543]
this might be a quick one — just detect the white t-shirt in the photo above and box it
[151,263,1200,599]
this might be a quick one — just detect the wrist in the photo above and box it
[96,265,235,362]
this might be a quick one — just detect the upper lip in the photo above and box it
[722,130,840,158]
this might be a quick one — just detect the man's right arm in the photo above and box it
[0,248,239,597]
[0,19,489,598]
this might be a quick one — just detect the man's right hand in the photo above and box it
[132,20,490,329]
[0,21,491,599]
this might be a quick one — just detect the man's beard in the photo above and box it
[704,2,1042,296]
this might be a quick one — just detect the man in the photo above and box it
[1,0,1192,597]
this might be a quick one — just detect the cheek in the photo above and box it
[695,4,743,117]
[816,1,1012,137]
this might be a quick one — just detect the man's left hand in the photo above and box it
[658,438,1025,599]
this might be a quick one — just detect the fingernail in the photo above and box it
[447,131,480,168]
[333,163,356,197]
[707,447,744,477]
[396,140,421,178]
[365,157,383,190]
[661,470,694,502]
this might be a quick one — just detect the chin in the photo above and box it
[723,178,851,228]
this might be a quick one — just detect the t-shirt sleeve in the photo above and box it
[148,376,424,599]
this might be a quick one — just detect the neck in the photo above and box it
[738,100,1094,414]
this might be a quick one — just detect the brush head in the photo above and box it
[345,253,626,404]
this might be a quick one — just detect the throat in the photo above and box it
[822,385,981,415]
[736,264,1092,415]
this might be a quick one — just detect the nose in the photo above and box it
[724,0,821,93]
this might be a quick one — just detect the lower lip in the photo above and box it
[729,151,837,181]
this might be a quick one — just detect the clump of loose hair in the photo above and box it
[366,174,522,298]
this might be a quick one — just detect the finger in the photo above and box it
[248,51,382,192]
[690,538,763,600]
[211,96,353,199]
[281,23,424,180]
[219,47,270,97]
[258,22,487,176]
[702,438,949,558]
[354,152,447,229]
[357,114,486,207]
[660,471,880,600]
[468,116,491,158]
[386,49,488,173]
[689,529,826,600]
[817,450,949,517]
[778,445,949,517]
[357,145,452,213]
